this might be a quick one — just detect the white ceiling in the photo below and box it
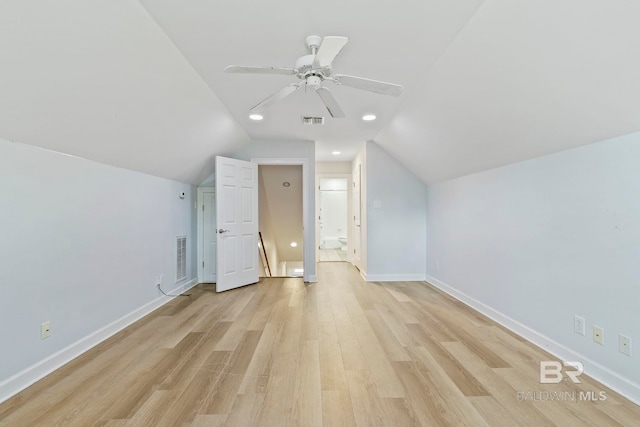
[2,1,640,186]
[0,1,249,185]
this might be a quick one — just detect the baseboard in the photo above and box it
[425,275,640,406]
[0,278,198,405]
[362,273,427,282]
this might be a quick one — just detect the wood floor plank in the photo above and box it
[390,360,451,426]
[322,390,357,427]
[406,323,489,397]
[364,309,411,362]
[201,330,263,415]
[345,369,386,427]
[468,396,522,426]
[1,263,638,426]
[191,414,228,427]
[223,393,265,427]
[442,341,556,427]
[123,390,177,427]
[318,321,349,391]
[351,315,406,398]
[237,322,282,395]
[255,305,303,425]
[335,321,368,371]
[292,340,323,427]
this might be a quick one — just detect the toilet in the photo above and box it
[338,237,347,251]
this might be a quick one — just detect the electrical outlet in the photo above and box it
[593,325,604,345]
[619,335,632,356]
[156,274,163,286]
[41,321,51,340]
[574,315,586,336]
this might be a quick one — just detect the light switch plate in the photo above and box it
[574,315,586,336]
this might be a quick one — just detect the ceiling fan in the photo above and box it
[225,35,403,119]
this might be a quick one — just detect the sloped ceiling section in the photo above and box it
[4,1,639,187]
[0,1,249,185]
[376,0,640,184]
[139,0,484,164]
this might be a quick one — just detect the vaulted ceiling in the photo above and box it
[2,1,640,186]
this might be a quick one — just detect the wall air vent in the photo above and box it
[302,116,325,125]
[176,236,187,282]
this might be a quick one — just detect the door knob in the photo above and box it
[218,229,230,234]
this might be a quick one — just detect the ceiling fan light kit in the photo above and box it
[225,35,403,119]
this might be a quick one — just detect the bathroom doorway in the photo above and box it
[318,177,349,262]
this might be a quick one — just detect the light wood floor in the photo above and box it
[1,263,638,426]
[319,249,348,262]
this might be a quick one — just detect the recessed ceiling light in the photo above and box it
[249,114,263,121]
[290,242,298,247]
[362,114,376,121]
[332,151,341,155]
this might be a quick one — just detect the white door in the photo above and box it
[202,190,217,283]
[215,156,259,292]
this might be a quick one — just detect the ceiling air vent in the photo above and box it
[302,116,325,125]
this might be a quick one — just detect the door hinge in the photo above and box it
[202,261,204,268]
[202,205,204,212]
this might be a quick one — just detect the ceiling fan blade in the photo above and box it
[316,87,345,118]
[251,83,303,112]
[333,74,403,97]
[225,65,298,75]
[312,36,349,68]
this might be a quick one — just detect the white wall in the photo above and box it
[234,140,316,281]
[316,162,352,174]
[0,139,197,402]
[425,132,640,404]
[365,141,427,281]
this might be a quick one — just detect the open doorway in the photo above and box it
[257,164,304,277]
[318,177,349,262]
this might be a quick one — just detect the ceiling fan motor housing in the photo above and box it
[295,54,332,80]
[295,54,315,74]
[306,75,322,89]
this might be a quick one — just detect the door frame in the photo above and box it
[251,157,313,282]
[315,173,352,263]
[197,186,215,284]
